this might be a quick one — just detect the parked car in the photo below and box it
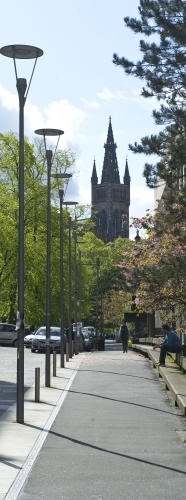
[0,323,17,346]
[82,326,95,347]
[83,326,95,336]
[24,331,36,348]
[81,330,92,351]
[24,327,33,337]
[31,326,67,353]
[110,332,115,340]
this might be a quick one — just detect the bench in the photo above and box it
[137,337,186,369]
[132,343,186,416]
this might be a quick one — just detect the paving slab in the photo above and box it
[7,343,186,500]
[133,344,186,416]
[0,353,86,499]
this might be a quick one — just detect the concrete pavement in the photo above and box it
[1,342,186,499]
[0,352,86,500]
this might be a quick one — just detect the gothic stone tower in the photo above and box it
[91,117,130,243]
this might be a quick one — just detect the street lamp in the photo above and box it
[57,180,72,368]
[63,202,78,358]
[34,128,64,387]
[0,44,43,424]
[77,248,84,352]
[73,229,78,355]
[95,258,100,349]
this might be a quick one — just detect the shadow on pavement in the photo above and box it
[0,380,30,419]
[24,423,186,476]
[65,389,175,415]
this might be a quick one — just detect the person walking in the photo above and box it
[120,321,129,353]
[153,323,182,366]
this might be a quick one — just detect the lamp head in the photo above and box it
[0,44,43,59]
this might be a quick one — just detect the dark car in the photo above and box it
[81,330,92,351]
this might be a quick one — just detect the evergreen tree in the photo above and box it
[113,0,186,188]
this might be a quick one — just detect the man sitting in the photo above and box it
[153,324,182,366]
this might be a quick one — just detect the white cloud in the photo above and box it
[129,187,154,239]
[77,133,89,143]
[132,89,161,111]
[42,100,86,147]
[131,186,154,205]
[0,84,18,111]
[82,99,100,109]
[96,87,159,111]
[79,188,91,205]
[0,84,86,149]
[97,87,126,102]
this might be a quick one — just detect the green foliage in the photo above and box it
[0,133,136,330]
[113,1,186,104]
[113,1,186,188]
[0,133,75,327]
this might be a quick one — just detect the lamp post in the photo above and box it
[63,202,78,358]
[59,188,65,367]
[34,129,64,387]
[78,248,84,352]
[58,182,72,367]
[74,229,78,355]
[95,258,100,349]
[0,44,43,424]
[50,173,72,368]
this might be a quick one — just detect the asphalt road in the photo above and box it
[0,346,46,417]
[15,342,186,500]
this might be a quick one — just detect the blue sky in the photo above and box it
[0,0,160,237]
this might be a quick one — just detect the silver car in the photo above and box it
[24,332,36,348]
[31,326,66,353]
[0,323,17,347]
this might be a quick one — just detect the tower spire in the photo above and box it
[91,157,98,185]
[101,117,120,184]
[124,157,130,186]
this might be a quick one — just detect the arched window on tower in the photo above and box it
[113,210,119,234]
[97,212,101,227]
[101,210,107,232]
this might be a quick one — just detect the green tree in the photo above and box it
[0,133,75,327]
[117,200,186,328]
[78,234,133,327]
[113,0,186,188]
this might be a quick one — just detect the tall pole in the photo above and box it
[16,78,27,424]
[78,249,83,352]
[34,130,65,384]
[0,45,43,424]
[95,258,100,349]
[74,231,78,354]
[46,150,52,387]
[59,189,65,368]
[68,216,72,358]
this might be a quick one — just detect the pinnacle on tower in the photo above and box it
[124,157,130,186]
[101,117,120,184]
[91,157,98,185]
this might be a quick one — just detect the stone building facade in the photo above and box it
[91,117,130,243]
